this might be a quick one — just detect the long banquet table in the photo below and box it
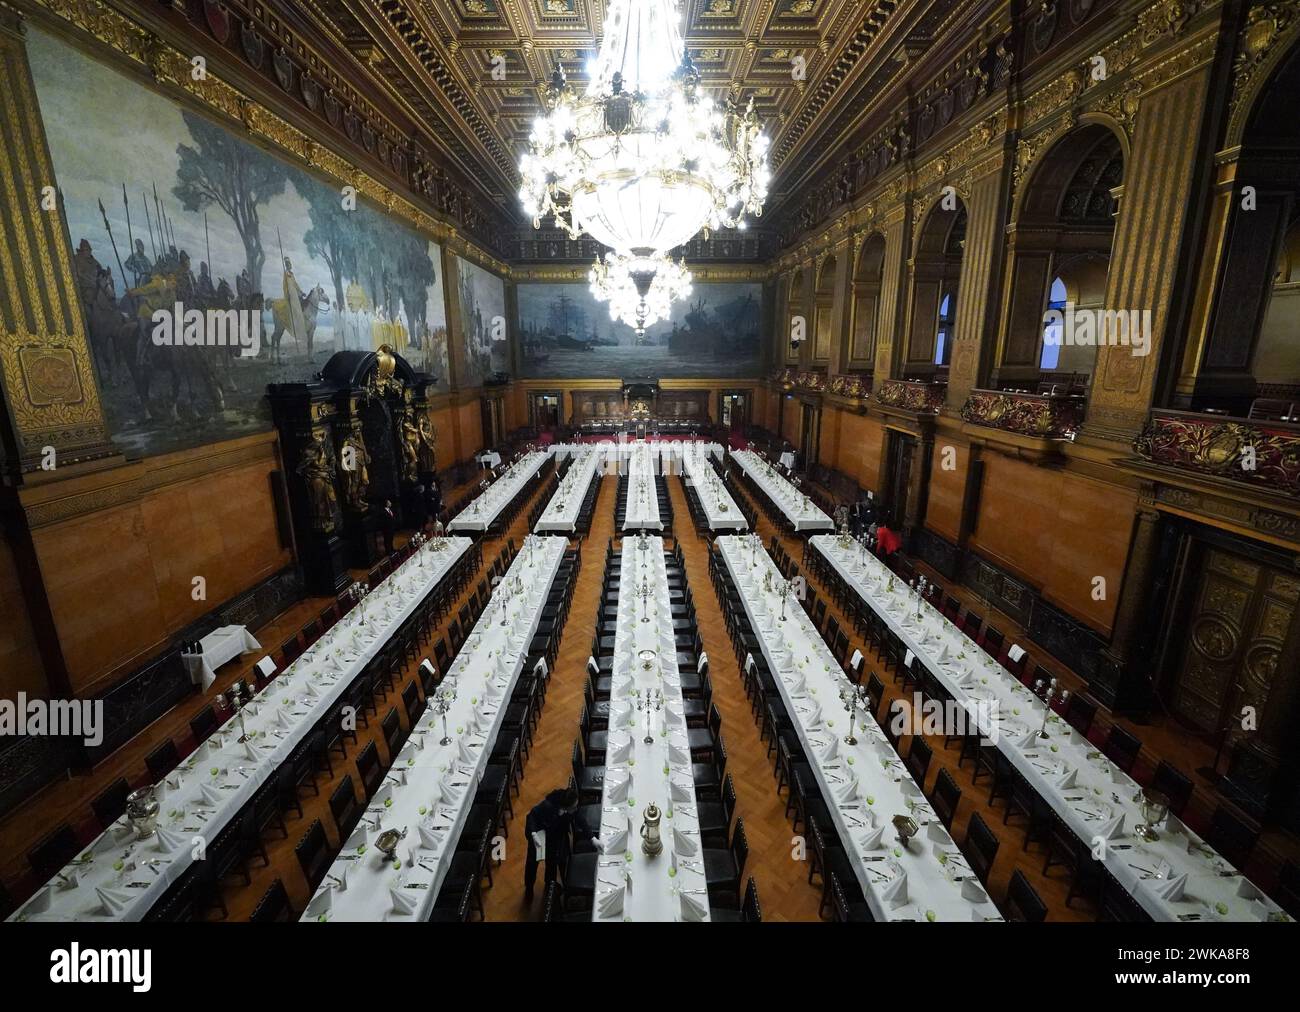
[301,535,567,921]
[621,442,662,532]
[593,536,711,921]
[534,449,601,534]
[811,534,1290,923]
[730,449,833,532]
[448,451,549,533]
[681,445,746,532]
[552,440,723,474]
[717,535,1005,922]
[10,535,474,923]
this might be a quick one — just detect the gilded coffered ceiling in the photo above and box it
[293,0,969,219]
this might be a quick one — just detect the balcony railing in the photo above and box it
[1133,409,1300,497]
[959,388,1085,439]
[874,378,946,413]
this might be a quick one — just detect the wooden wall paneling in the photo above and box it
[925,434,968,542]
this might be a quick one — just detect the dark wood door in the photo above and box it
[885,430,913,528]
[1167,545,1297,738]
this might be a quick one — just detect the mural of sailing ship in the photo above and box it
[27,29,449,458]
[516,283,764,379]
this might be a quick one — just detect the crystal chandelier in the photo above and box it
[588,250,692,341]
[519,0,770,257]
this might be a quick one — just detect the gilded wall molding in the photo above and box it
[1225,2,1300,145]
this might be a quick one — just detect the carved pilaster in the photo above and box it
[1094,504,1162,711]
[0,7,118,474]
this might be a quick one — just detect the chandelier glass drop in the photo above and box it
[588,250,692,340]
[519,0,770,257]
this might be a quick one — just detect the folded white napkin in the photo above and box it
[389,887,417,916]
[93,887,132,917]
[153,827,184,854]
[926,821,952,846]
[670,779,693,803]
[54,870,79,891]
[806,703,822,727]
[597,883,625,918]
[665,705,685,729]
[673,826,697,856]
[1008,644,1025,662]
[243,741,260,764]
[961,878,988,903]
[418,824,444,852]
[668,743,690,766]
[199,783,223,806]
[679,890,708,921]
[457,739,474,764]
[934,643,949,663]
[345,825,369,851]
[823,737,838,762]
[1153,872,1188,902]
[903,649,915,670]
[1057,769,1077,789]
[607,774,631,803]
[837,776,858,803]
[882,872,909,907]
[1237,878,1263,900]
[849,648,863,672]
[604,818,631,855]
[1018,731,1040,749]
[609,737,633,764]
[1098,813,1126,840]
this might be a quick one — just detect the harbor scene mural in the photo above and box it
[28,29,449,458]
[455,256,509,386]
[515,282,764,379]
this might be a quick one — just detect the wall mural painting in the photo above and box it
[516,283,764,379]
[455,256,508,386]
[27,29,449,459]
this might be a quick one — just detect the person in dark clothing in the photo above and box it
[423,480,442,531]
[380,499,397,555]
[523,787,599,902]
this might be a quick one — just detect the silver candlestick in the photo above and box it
[1033,677,1069,739]
[435,686,457,745]
[840,683,867,746]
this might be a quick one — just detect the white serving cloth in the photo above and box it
[182,625,262,690]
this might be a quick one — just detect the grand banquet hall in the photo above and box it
[0,0,1298,946]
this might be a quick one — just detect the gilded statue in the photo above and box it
[416,413,437,474]
[338,428,371,511]
[296,431,338,533]
[400,414,420,482]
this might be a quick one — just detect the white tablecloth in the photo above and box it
[593,536,710,921]
[779,451,796,470]
[551,440,722,475]
[449,451,548,532]
[302,536,567,922]
[10,537,473,923]
[477,451,502,469]
[534,450,601,534]
[182,625,261,690]
[730,449,833,532]
[682,447,747,532]
[718,535,1004,922]
[811,535,1290,923]
[621,443,662,532]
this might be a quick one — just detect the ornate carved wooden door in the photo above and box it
[1171,546,1298,739]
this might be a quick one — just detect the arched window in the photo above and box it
[935,292,955,365]
[1040,277,1067,370]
